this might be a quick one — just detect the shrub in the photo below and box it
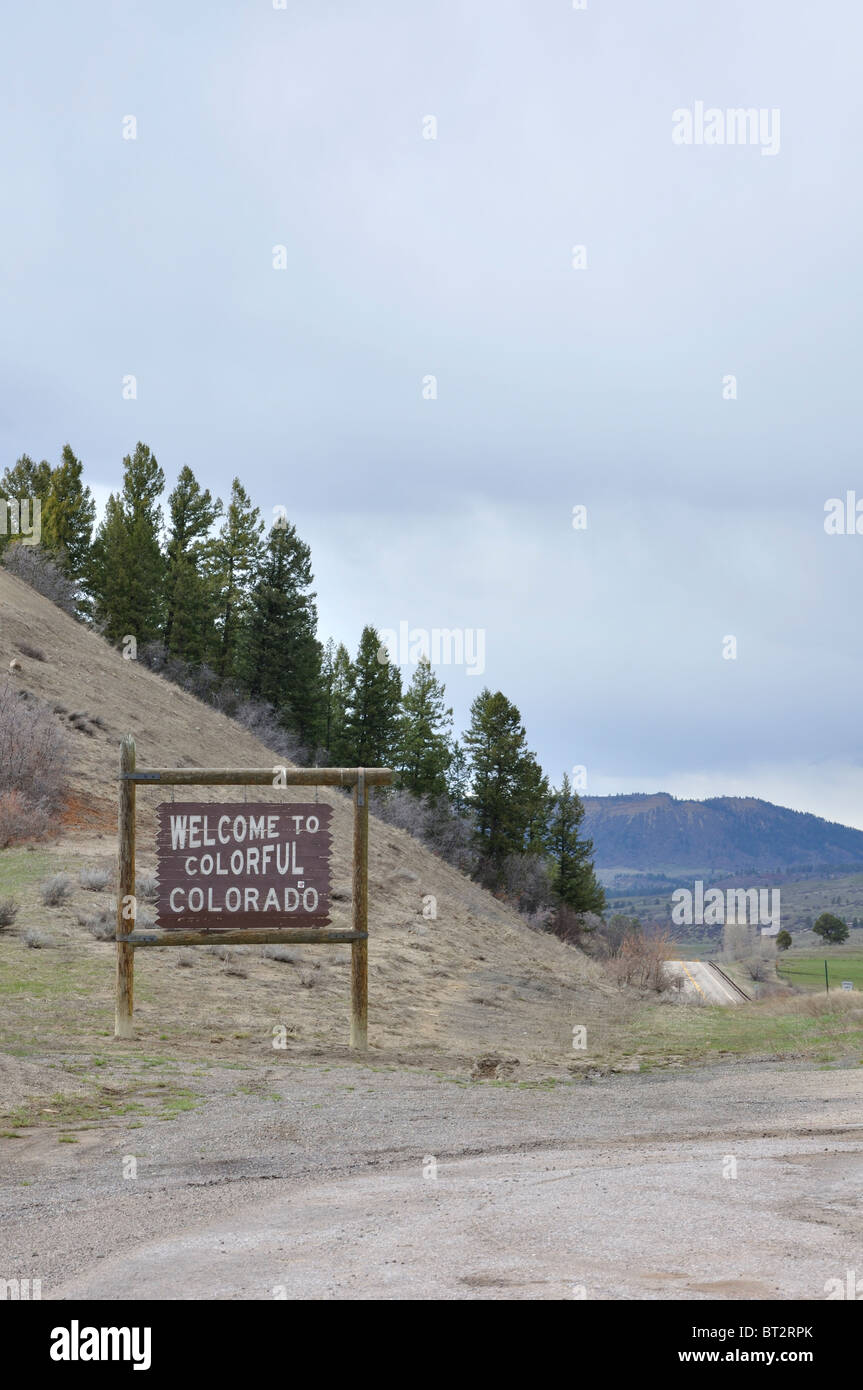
[68,713,96,736]
[39,873,74,906]
[498,853,554,914]
[85,915,115,941]
[79,867,112,892]
[546,904,603,946]
[0,898,19,929]
[14,641,46,662]
[371,787,476,874]
[261,945,300,964]
[1,544,77,615]
[605,929,673,992]
[205,945,234,961]
[745,957,769,982]
[0,790,52,847]
[136,873,158,902]
[24,929,56,949]
[0,680,68,847]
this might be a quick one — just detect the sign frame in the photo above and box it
[113,735,392,1049]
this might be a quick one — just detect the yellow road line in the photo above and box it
[679,961,707,1000]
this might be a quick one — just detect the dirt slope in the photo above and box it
[0,566,612,1064]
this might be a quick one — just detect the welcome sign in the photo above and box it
[155,803,332,929]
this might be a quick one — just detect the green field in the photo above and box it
[778,950,863,994]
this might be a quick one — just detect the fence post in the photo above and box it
[115,734,136,1039]
[350,768,368,1049]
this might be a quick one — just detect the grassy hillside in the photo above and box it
[0,564,610,1068]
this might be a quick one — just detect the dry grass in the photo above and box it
[759,990,863,1019]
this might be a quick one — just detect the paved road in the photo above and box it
[665,960,743,1005]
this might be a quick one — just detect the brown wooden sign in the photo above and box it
[114,742,391,1049]
[155,802,332,929]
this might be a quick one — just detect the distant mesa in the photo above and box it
[581,793,863,877]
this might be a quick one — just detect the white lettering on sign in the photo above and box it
[156,803,332,928]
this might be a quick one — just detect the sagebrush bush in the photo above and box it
[261,945,300,964]
[79,866,111,892]
[14,641,46,662]
[136,873,158,901]
[24,928,56,949]
[85,915,115,941]
[0,897,19,929]
[39,873,74,906]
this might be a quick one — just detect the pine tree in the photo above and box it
[547,772,605,915]
[396,657,453,796]
[240,519,324,747]
[42,445,96,583]
[164,466,221,662]
[463,688,541,881]
[89,443,165,644]
[341,626,402,766]
[321,639,354,761]
[446,740,470,817]
[521,755,552,855]
[166,553,217,666]
[210,479,264,677]
[0,455,52,554]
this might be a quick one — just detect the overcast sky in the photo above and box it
[2,1,862,825]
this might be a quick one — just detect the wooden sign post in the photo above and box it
[114,735,392,1049]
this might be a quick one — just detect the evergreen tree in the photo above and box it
[521,755,552,854]
[240,519,324,747]
[210,479,264,676]
[164,466,221,662]
[547,772,605,915]
[341,626,402,766]
[396,657,453,796]
[0,455,52,553]
[446,740,470,817]
[166,553,217,665]
[321,639,354,761]
[41,445,96,582]
[89,442,165,644]
[464,688,540,881]
[813,912,849,945]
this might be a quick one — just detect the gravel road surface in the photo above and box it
[2,1059,860,1300]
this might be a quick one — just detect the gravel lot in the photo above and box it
[2,1057,861,1300]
